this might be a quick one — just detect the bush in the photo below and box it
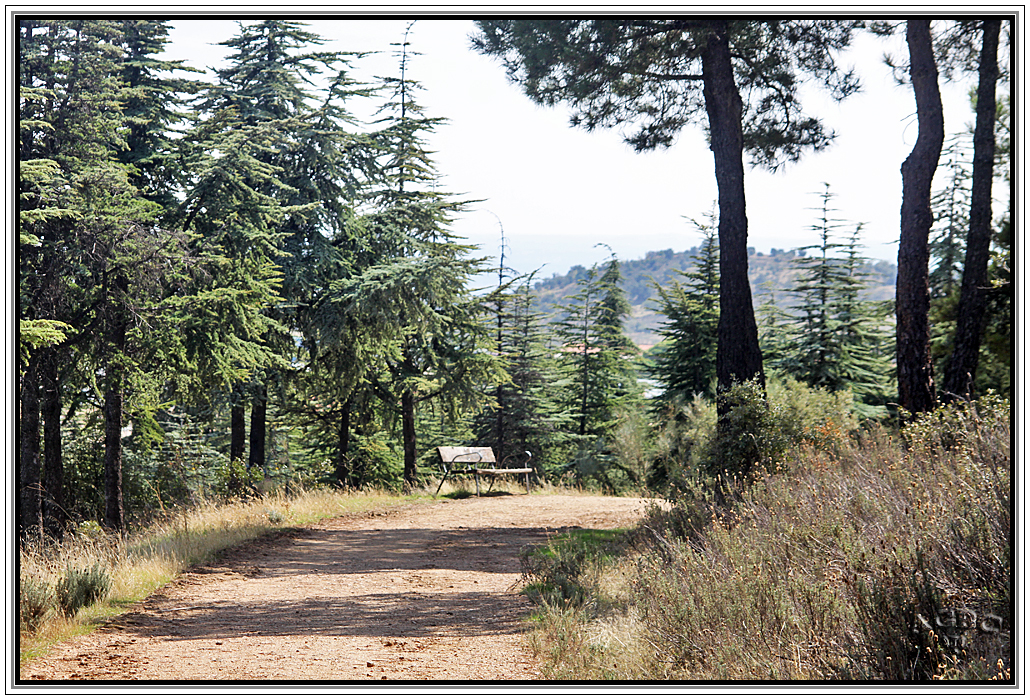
[648,377,859,497]
[19,575,56,632]
[525,394,1010,681]
[519,529,625,608]
[56,562,112,616]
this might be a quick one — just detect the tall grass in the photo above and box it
[520,395,1012,681]
[18,486,417,666]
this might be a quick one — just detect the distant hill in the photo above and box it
[531,247,897,347]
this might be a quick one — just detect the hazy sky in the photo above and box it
[161,17,986,284]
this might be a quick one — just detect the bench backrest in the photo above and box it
[437,446,496,465]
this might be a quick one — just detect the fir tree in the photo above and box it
[553,252,640,442]
[772,186,894,415]
[648,212,720,406]
[329,24,505,487]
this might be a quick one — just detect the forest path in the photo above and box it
[21,493,652,682]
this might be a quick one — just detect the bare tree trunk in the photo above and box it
[230,394,246,463]
[334,396,352,487]
[229,393,246,494]
[249,383,267,471]
[103,380,125,531]
[41,350,66,538]
[103,277,128,531]
[20,358,43,541]
[897,20,944,414]
[703,20,766,405]
[944,19,1001,400]
[402,389,417,487]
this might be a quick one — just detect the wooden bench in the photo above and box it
[435,447,533,496]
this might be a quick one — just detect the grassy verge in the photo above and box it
[18,486,422,668]
[518,397,1012,681]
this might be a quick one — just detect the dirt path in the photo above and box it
[21,494,652,682]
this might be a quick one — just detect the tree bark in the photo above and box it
[41,350,66,538]
[943,19,1001,400]
[103,380,124,531]
[401,389,417,487]
[229,392,246,494]
[334,396,352,487]
[897,20,945,414]
[20,357,43,541]
[230,393,246,463]
[249,383,267,471]
[103,275,129,532]
[702,21,766,402]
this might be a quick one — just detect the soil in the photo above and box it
[20,493,653,683]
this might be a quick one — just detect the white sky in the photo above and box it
[159,16,998,284]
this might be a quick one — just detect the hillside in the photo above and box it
[532,247,897,347]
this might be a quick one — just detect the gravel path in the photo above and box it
[21,493,651,682]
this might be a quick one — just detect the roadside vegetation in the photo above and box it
[518,389,1011,681]
[18,486,420,666]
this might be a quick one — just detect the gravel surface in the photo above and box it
[21,493,652,682]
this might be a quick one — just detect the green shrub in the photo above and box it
[707,377,859,487]
[56,562,112,616]
[519,529,624,608]
[19,575,56,632]
[648,378,859,498]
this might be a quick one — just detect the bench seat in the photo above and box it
[436,447,533,496]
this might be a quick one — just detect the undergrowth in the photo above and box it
[520,393,1012,682]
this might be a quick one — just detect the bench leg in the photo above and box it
[474,471,481,497]
[435,467,451,495]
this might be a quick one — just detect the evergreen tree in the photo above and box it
[553,253,639,441]
[329,24,504,487]
[473,20,862,408]
[896,20,945,414]
[474,273,571,472]
[18,19,194,532]
[773,185,853,389]
[648,212,720,405]
[927,136,971,376]
[772,186,894,415]
[943,19,1004,400]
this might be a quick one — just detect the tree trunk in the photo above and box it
[943,19,1001,400]
[229,393,246,494]
[103,380,124,531]
[334,396,352,487]
[897,20,945,414]
[19,357,43,541]
[401,389,417,487]
[103,276,129,531]
[230,393,246,463]
[702,21,766,402]
[41,350,66,539]
[249,383,267,471]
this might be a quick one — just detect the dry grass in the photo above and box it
[519,396,1012,682]
[18,486,418,666]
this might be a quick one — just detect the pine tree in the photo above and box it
[896,20,945,414]
[473,20,862,410]
[474,273,571,472]
[943,19,1004,400]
